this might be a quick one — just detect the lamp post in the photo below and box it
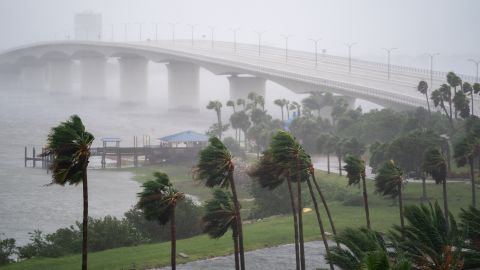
[281,34,292,63]
[230,28,240,54]
[426,53,440,89]
[136,23,143,41]
[152,22,160,41]
[208,26,215,49]
[123,23,128,41]
[188,24,197,46]
[169,22,178,43]
[383,47,397,80]
[345,42,358,73]
[469,59,480,83]
[309,38,321,68]
[110,24,114,41]
[254,30,266,56]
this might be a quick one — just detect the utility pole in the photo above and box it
[309,38,321,68]
[281,34,293,63]
[254,30,266,56]
[383,47,397,80]
[345,42,358,73]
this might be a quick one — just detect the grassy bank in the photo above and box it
[1,168,474,270]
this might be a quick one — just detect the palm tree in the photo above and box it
[274,99,287,122]
[203,189,242,270]
[236,98,246,110]
[237,111,251,149]
[391,203,468,269]
[42,115,94,270]
[195,137,245,270]
[290,101,301,118]
[333,136,345,176]
[447,71,462,118]
[463,82,474,116]
[226,100,236,113]
[137,172,184,270]
[316,133,335,174]
[230,112,241,143]
[326,227,411,270]
[474,83,480,115]
[454,136,477,207]
[431,84,453,126]
[207,100,224,139]
[459,205,480,263]
[453,90,470,119]
[375,160,405,230]
[344,155,371,229]
[417,80,431,115]
[422,148,449,224]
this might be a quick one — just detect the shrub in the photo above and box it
[0,236,16,265]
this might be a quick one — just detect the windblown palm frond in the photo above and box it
[375,160,403,199]
[195,137,233,188]
[202,189,237,239]
[422,148,447,185]
[344,155,365,186]
[43,115,94,185]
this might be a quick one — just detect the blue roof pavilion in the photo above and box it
[158,131,209,148]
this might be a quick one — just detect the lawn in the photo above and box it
[1,167,475,270]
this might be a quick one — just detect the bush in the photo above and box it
[249,181,292,219]
[0,236,16,265]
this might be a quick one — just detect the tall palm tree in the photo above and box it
[42,115,94,270]
[237,111,251,149]
[195,137,245,270]
[137,172,184,270]
[316,133,335,174]
[447,72,462,119]
[422,148,449,224]
[333,136,345,176]
[207,100,224,139]
[236,98,246,110]
[431,84,453,126]
[417,80,431,115]
[474,83,480,116]
[203,189,242,270]
[375,160,405,230]
[226,100,236,113]
[344,155,371,229]
[274,99,287,122]
[463,82,474,116]
[454,136,477,207]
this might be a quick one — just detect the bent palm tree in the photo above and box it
[207,100,224,139]
[344,155,371,229]
[417,80,431,115]
[43,115,94,270]
[195,137,245,270]
[203,189,242,270]
[226,100,236,113]
[274,99,287,122]
[137,172,184,270]
[422,148,449,224]
[454,136,477,207]
[375,160,405,230]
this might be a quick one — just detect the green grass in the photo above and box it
[2,169,475,270]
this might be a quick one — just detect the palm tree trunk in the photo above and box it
[310,173,338,247]
[448,99,453,123]
[217,112,222,139]
[398,184,405,231]
[296,171,306,270]
[232,226,240,270]
[286,175,300,270]
[361,175,371,229]
[228,171,245,270]
[281,106,284,122]
[327,153,330,174]
[442,177,449,228]
[471,91,475,116]
[454,87,458,119]
[425,92,431,115]
[469,157,477,207]
[306,179,334,270]
[421,173,427,200]
[171,202,177,270]
[82,167,88,270]
[338,156,342,176]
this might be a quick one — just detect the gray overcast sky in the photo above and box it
[0,0,479,73]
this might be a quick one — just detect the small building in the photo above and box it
[151,131,210,164]
[157,130,209,148]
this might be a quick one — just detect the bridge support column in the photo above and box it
[79,56,106,99]
[47,59,72,94]
[20,65,46,90]
[166,61,199,111]
[118,56,148,103]
[0,65,20,90]
[228,75,266,100]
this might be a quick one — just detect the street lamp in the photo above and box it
[135,23,143,41]
[110,24,114,41]
[168,22,178,43]
[208,26,215,49]
[281,34,293,63]
[254,30,266,56]
[122,23,129,41]
[469,59,480,83]
[426,53,440,89]
[345,42,358,73]
[152,22,160,41]
[188,24,197,46]
[309,38,321,68]
[230,28,240,54]
[383,47,397,80]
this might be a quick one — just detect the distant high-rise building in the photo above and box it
[74,11,102,41]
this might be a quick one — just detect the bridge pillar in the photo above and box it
[20,64,46,90]
[79,56,106,98]
[118,56,148,103]
[47,59,73,94]
[166,61,199,110]
[228,75,266,100]
[0,64,20,90]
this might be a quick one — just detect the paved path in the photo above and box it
[155,241,334,270]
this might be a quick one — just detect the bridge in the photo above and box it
[0,40,477,112]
